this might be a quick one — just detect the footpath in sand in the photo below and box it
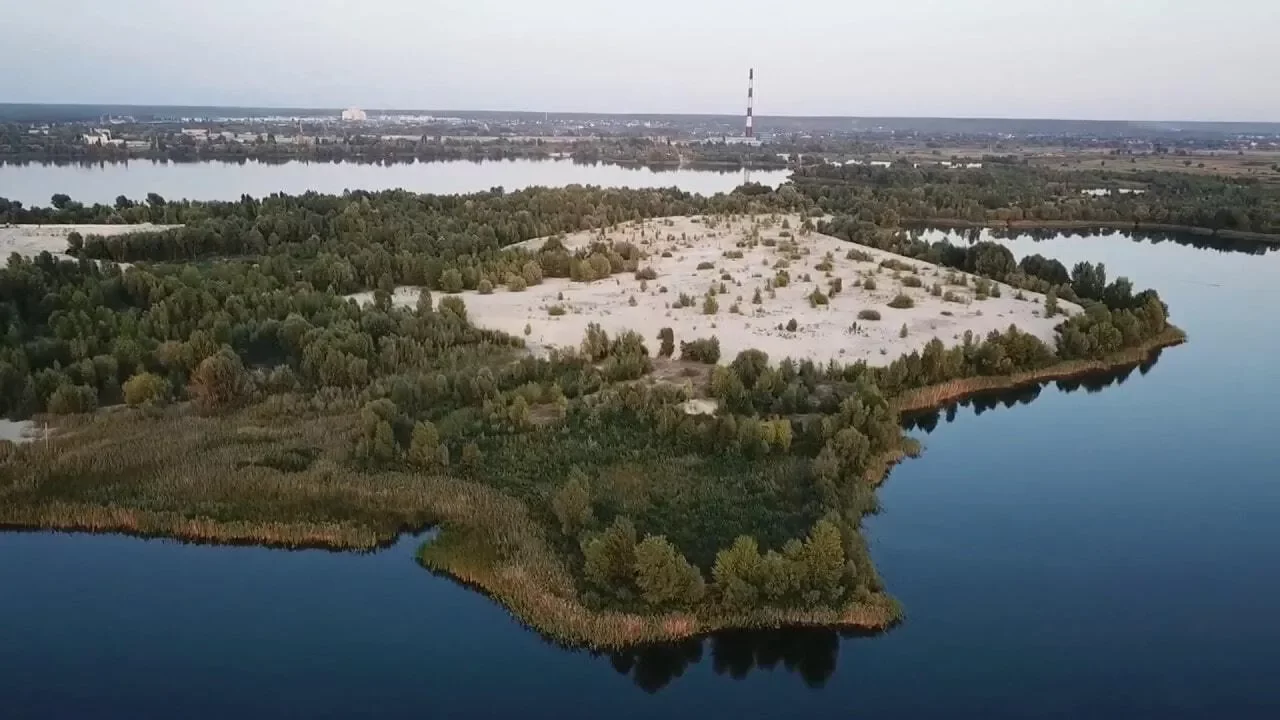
[355,214,1081,367]
[0,224,178,261]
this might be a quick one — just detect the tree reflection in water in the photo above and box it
[901,350,1161,435]
[606,627,876,693]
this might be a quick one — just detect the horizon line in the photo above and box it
[1,101,1277,127]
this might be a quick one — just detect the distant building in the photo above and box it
[341,108,368,122]
[714,136,763,147]
[81,129,122,146]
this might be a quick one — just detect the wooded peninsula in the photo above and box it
[0,171,1189,648]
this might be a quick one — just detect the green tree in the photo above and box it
[712,536,763,611]
[634,535,705,608]
[440,268,464,293]
[798,518,847,606]
[521,260,543,286]
[189,349,247,413]
[122,372,169,407]
[552,469,594,535]
[582,516,638,599]
[46,384,97,415]
[1044,288,1060,317]
[407,421,441,468]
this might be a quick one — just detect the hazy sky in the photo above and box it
[4,0,1277,121]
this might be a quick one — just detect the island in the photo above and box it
[0,183,1183,649]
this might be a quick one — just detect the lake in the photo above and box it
[0,158,788,207]
[2,183,1279,716]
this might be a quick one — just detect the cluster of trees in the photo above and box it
[795,163,1280,235]
[571,510,857,614]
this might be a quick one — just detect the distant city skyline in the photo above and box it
[4,0,1277,123]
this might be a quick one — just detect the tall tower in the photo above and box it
[745,68,755,139]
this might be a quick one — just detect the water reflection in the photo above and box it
[917,224,1279,256]
[605,627,859,693]
[902,350,1162,434]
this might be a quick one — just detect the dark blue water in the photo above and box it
[3,230,1279,719]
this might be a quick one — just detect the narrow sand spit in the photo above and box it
[351,215,1081,367]
[0,224,179,260]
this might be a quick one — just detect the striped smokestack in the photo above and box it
[746,68,754,138]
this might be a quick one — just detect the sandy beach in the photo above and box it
[350,215,1080,366]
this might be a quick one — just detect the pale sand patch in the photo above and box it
[0,224,179,261]
[350,215,1081,367]
[0,419,38,444]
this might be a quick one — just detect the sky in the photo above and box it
[4,0,1277,122]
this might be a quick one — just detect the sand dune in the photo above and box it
[351,215,1080,366]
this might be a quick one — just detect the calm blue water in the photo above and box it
[3,226,1279,718]
[0,158,787,206]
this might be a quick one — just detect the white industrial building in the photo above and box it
[341,107,368,122]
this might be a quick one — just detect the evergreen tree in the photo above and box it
[712,536,763,611]
[582,516,638,600]
[634,535,705,608]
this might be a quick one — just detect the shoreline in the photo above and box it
[910,218,1280,244]
[0,328,1185,649]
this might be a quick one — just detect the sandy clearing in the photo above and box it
[0,419,38,444]
[0,224,179,261]
[350,215,1081,367]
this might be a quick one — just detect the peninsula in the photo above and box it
[0,184,1182,648]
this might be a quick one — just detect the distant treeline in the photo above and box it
[793,163,1280,236]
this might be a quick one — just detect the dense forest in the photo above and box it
[0,182,1181,647]
[792,163,1280,236]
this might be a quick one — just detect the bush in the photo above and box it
[635,267,658,281]
[887,293,915,309]
[901,275,923,288]
[507,275,528,292]
[808,288,829,307]
[478,279,494,295]
[680,337,721,363]
[880,258,914,272]
[899,323,909,338]
[943,291,965,303]
[696,261,715,271]
[547,304,567,316]
[863,277,877,291]
[675,292,696,308]
[657,328,675,357]
[723,250,744,260]
[786,318,798,332]
[845,247,874,262]
[702,294,719,315]
[857,309,881,321]
[123,372,169,407]
[931,283,943,297]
